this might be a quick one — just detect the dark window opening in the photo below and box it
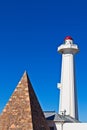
[40,126,45,130]
[50,127,54,130]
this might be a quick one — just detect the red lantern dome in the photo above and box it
[64,36,73,41]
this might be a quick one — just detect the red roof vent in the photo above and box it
[64,36,73,41]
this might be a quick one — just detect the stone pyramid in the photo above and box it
[0,72,50,130]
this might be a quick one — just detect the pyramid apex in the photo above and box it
[23,70,28,76]
[18,70,29,86]
[21,70,29,80]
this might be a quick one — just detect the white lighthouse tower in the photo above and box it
[58,36,79,120]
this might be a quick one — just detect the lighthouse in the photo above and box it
[58,36,79,120]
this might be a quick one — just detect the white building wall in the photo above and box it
[55,123,87,130]
[64,123,87,130]
[55,123,62,130]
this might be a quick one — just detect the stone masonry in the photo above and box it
[0,72,50,130]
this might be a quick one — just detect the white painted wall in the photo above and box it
[55,123,62,130]
[55,123,87,130]
[64,123,87,130]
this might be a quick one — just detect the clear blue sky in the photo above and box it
[0,0,87,122]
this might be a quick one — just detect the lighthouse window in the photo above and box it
[70,41,71,44]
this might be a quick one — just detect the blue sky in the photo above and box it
[0,0,87,122]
